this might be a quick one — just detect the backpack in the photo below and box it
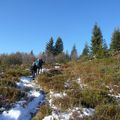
[35,59,40,67]
[30,62,37,71]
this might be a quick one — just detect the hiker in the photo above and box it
[35,57,44,75]
[30,61,37,79]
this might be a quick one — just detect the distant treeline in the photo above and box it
[0,52,35,65]
[1,24,120,65]
[81,24,120,59]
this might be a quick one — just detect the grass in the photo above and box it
[84,104,120,120]
[0,64,30,109]
[0,87,26,108]
[1,54,119,119]
[37,69,67,92]
[32,104,52,120]
[36,55,120,119]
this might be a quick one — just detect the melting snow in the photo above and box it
[43,107,95,120]
[46,90,95,120]
[0,76,45,120]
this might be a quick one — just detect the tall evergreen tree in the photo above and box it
[91,24,104,58]
[82,43,89,56]
[70,45,78,60]
[54,37,63,55]
[110,28,120,51]
[46,37,54,54]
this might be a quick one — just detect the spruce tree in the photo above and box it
[70,45,78,60]
[54,37,63,55]
[82,43,89,56]
[30,50,34,56]
[102,39,108,56]
[91,24,104,58]
[110,28,120,51]
[103,39,108,52]
[46,37,54,54]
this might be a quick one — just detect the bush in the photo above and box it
[0,87,26,107]
[38,72,66,92]
[80,89,115,108]
[66,88,115,109]
[0,79,16,87]
[52,96,70,111]
[32,104,52,120]
[6,67,30,77]
[93,104,120,120]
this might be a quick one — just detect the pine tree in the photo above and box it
[103,39,108,52]
[91,24,104,58]
[70,45,78,60]
[65,50,70,61]
[102,39,108,57]
[54,37,63,55]
[46,37,54,54]
[110,28,120,51]
[30,50,34,56]
[82,43,89,56]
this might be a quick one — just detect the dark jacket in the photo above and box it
[31,62,37,72]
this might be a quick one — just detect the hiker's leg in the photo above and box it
[37,68,40,75]
[39,66,42,73]
[41,66,42,73]
[32,71,35,79]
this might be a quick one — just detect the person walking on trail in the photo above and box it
[31,61,37,80]
[35,57,44,75]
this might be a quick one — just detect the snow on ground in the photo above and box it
[44,89,95,120]
[43,107,95,120]
[64,77,87,89]
[106,85,120,103]
[0,76,45,120]
[108,94,120,99]
[49,91,67,108]
[77,78,87,88]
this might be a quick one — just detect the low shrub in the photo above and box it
[80,89,115,108]
[66,89,82,108]
[93,104,120,120]
[38,73,67,92]
[32,104,52,120]
[52,96,70,111]
[0,87,26,104]
[0,79,16,87]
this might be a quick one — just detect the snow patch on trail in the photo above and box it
[43,107,95,120]
[45,90,95,120]
[0,76,45,120]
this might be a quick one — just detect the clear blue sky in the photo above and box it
[0,0,120,55]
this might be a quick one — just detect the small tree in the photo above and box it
[70,45,78,61]
[102,39,109,56]
[91,24,104,58]
[110,28,120,51]
[65,50,70,62]
[82,43,89,56]
[54,37,64,55]
[46,37,54,54]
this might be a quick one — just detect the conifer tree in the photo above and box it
[110,28,120,51]
[46,37,54,54]
[91,24,104,58]
[82,43,89,56]
[30,50,34,57]
[70,45,78,60]
[65,50,70,61]
[54,37,63,55]
[103,39,108,51]
[102,39,108,57]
